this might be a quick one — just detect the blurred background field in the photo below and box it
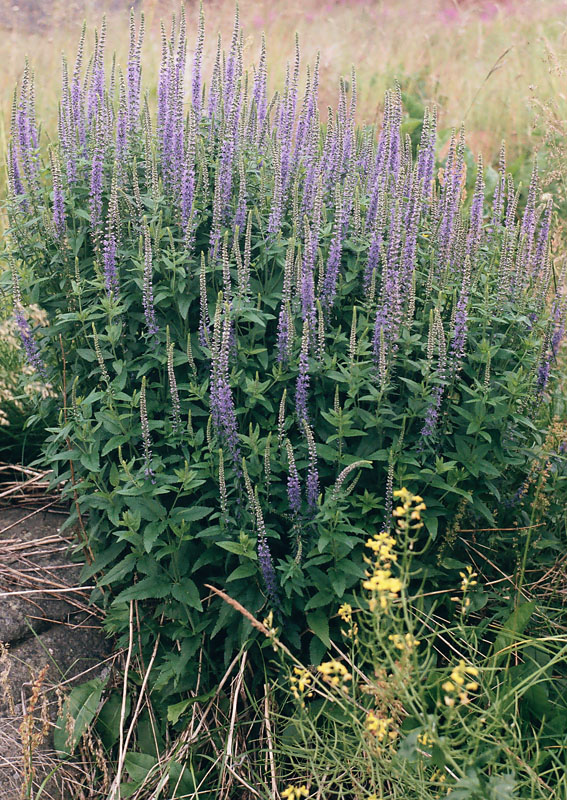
[1,0,567,165]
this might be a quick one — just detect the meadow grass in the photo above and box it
[1,0,566,233]
[1,0,567,164]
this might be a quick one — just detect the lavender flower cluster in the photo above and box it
[8,6,566,604]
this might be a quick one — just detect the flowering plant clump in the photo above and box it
[275,490,567,798]
[0,302,55,458]
[4,7,567,692]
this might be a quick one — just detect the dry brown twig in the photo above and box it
[264,683,278,800]
[221,650,248,798]
[107,600,135,800]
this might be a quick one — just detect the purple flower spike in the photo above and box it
[127,11,145,135]
[191,4,205,116]
[536,353,550,396]
[253,490,280,606]
[89,120,105,235]
[210,305,241,470]
[142,223,159,339]
[321,189,344,309]
[140,377,156,483]
[420,384,443,439]
[286,440,302,517]
[296,321,310,423]
[49,149,66,238]
[304,422,319,514]
[466,155,485,258]
[257,531,279,606]
[449,260,471,376]
[14,305,47,378]
[420,310,447,442]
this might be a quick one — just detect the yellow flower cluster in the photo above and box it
[282,785,309,800]
[365,531,397,564]
[290,667,314,706]
[262,610,280,651]
[338,602,352,622]
[363,489,426,613]
[363,531,400,612]
[442,660,479,706]
[388,633,420,651]
[317,660,352,692]
[338,602,358,639]
[431,769,447,798]
[459,566,478,610]
[363,569,402,612]
[392,488,425,532]
[417,731,433,747]
[365,711,397,743]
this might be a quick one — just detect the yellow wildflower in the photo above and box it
[365,711,397,743]
[443,661,480,706]
[262,610,280,651]
[388,633,420,651]
[392,488,425,531]
[363,569,401,594]
[365,531,397,563]
[338,603,359,640]
[363,567,402,611]
[282,785,309,800]
[290,667,313,705]
[317,660,352,692]
[459,566,479,610]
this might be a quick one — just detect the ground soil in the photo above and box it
[0,502,111,799]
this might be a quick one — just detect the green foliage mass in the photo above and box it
[4,11,566,707]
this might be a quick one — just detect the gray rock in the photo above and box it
[0,509,83,644]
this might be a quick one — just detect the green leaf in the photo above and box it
[53,677,107,754]
[309,636,327,666]
[76,348,97,362]
[167,687,217,725]
[79,450,100,472]
[143,520,167,553]
[491,601,536,667]
[96,691,130,749]
[178,295,191,320]
[216,540,249,556]
[171,578,202,610]
[114,575,171,603]
[306,610,331,648]
[226,563,258,582]
[124,752,158,783]
[487,774,516,800]
[177,506,213,522]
